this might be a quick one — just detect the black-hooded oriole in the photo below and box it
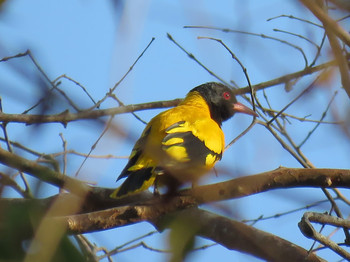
[110,82,257,198]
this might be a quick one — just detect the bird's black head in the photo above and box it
[190,82,257,126]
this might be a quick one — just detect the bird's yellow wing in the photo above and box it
[110,125,158,198]
[160,114,224,182]
[162,120,223,165]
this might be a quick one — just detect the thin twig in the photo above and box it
[100,231,158,258]
[109,93,147,125]
[266,14,323,28]
[225,119,258,149]
[23,50,81,113]
[267,76,319,125]
[0,98,32,197]
[184,26,309,67]
[167,33,229,85]
[52,74,97,106]
[298,91,338,148]
[74,115,115,177]
[261,108,341,124]
[89,37,155,111]
[197,36,258,112]
[273,28,320,50]
[300,0,350,47]
[242,198,333,224]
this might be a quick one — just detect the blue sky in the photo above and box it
[0,0,349,261]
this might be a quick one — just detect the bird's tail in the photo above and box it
[110,167,155,199]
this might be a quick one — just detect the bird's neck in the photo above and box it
[181,91,208,107]
[180,91,221,123]
[180,91,223,126]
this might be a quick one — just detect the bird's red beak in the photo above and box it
[233,102,258,117]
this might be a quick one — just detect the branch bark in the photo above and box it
[300,0,350,47]
[172,208,325,262]
[0,147,89,196]
[2,149,350,209]
[2,166,347,261]
[55,206,325,261]
[0,99,182,125]
[187,167,350,204]
[300,0,350,98]
[299,212,350,260]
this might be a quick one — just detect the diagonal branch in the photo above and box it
[300,0,350,98]
[300,0,350,47]
[299,212,350,260]
[175,208,324,262]
[187,167,350,204]
[0,147,89,196]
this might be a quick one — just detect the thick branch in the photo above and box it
[23,168,350,235]
[188,167,350,204]
[2,166,350,214]
[0,147,89,196]
[0,167,349,261]
[58,206,324,261]
[300,0,350,47]
[300,0,350,98]
[170,208,324,262]
[299,212,350,260]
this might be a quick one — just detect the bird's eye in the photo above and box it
[222,91,231,100]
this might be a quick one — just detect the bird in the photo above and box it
[110,82,257,198]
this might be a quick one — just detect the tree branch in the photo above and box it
[188,167,350,204]
[300,0,350,47]
[173,208,324,262]
[299,212,350,260]
[300,0,350,98]
[0,147,89,196]
[59,206,325,261]
[0,99,182,125]
[1,166,348,261]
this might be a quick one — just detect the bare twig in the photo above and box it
[225,119,258,149]
[241,199,332,224]
[298,91,338,148]
[0,172,30,198]
[301,0,350,98]
[89,37,155,111]
[300,0,350,47]
[184,25,309,67]
[100,231,158,258]
[237,58,341,95]
[267,76,318,125]
[109,93,147,125]
[23,50,81,113]
[167,33,229,85]
[53,74,97,106]
[267,14,323,28]
[197,36,258,112]
[0,99,32,197]
[0,147,90,196]
[75,115,115,177]
[299,212,350,260]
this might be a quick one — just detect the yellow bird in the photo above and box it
[111,82,257,198]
